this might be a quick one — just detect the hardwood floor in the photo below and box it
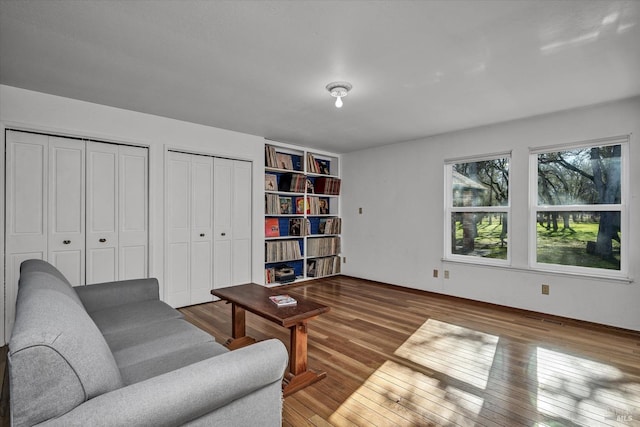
[181,276,640,427]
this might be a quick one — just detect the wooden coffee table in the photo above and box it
[211,283,330,396]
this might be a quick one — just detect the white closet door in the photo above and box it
[213,158,252,289]
[48,137,85,286]
[231,160,252,285]
[5,131,48,337]
[213,158,233,289]
[167,152,192,307]
[119,145,148,280]
[189,155,214,304]
[86,142,119,284]
[166,152,252,306]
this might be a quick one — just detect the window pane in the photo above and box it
[537,145,621,206]
[451,212,508,259]
[536,211,621,270]
[452,158,509,207]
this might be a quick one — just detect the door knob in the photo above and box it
[200,233,205,237]
[221,232,226,236]
[99,238,107,243]
[63,240,71,244]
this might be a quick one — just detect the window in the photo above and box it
[530,136,628,276]
[445,155,510,264]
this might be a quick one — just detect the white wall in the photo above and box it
[342,96,640,331]
[0,85,267,326]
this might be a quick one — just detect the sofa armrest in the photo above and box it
[74,278,160,312]
[38,339,289,427]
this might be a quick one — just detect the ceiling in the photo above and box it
[1,0,639,153]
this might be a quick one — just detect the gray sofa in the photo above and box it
[8,259,288,427]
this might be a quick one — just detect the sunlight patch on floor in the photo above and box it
[329,318,500,426]
[535,347,640,426]
[394,318,499,389]
[329,360,486,426]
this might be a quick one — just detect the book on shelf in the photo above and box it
[265,194,280,215]
[304,196,330,215]
[279,197,292,214]
[269,294,297,307]
[265,174,277,191]
[307,256,340,277]
[295,197,309,214]
[265,240,302,262]
[318,198,329,214]
[289,218,310,236]
[314,177,341,195]
[307,259,317,277]
[306,153,318,174]
[316,159,331,175]
[265,218,280,237]
[306,178,314,194]
[276,153,294,170]
[318,217,341,234]
[265,145,278,168]
[306,153,331,175]
[278,173,306,193]
[307,236,341,257]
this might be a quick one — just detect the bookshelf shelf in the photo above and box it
[264,143,341,285]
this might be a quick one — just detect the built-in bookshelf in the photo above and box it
[264,143,341,285]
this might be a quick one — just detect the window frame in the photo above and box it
[444,152,512,267]
[528,136,629,279]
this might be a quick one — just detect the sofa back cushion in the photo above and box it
[9,269,123,426]
[18,259,84,307]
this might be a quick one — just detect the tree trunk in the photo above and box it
[500,214,507,247]
[596,212,615,259]
[591,146,621,259]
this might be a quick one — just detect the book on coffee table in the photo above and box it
[269,294,297,307]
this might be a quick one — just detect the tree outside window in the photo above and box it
[532,137,627,275]
[445,156,510,263]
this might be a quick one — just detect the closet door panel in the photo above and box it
[6,133,48,244]
[121,246,147,279]
[119,146,148,280]
[232,161,252,285]
[214,240,232,289]
[190,156,214,304]
[4,131,49,338]
[167,243,190,308]
[213,158,233,289]
[48,137,85,285]
[86,142,118,284]
[166,152,191,307]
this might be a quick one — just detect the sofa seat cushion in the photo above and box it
[90,299,183,335]
[119,341,229,385]
[106,318,218,369]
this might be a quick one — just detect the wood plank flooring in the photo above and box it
[180,275,640,427]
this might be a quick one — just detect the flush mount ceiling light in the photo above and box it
[326,81,352,108]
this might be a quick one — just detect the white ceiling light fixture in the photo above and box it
[326,81,352,108]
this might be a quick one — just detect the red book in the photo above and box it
[265,218,280,237]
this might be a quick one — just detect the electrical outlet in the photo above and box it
[433,269,438,278]
[541,284,550,295]
[358,207,363,214]
[444,270,450,279]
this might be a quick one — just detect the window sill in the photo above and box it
[441,258,634,284]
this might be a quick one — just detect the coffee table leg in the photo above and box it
[232,304,246,339]
[290,322,308,374]
[282,321,326,397]
[225,305,256,350]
